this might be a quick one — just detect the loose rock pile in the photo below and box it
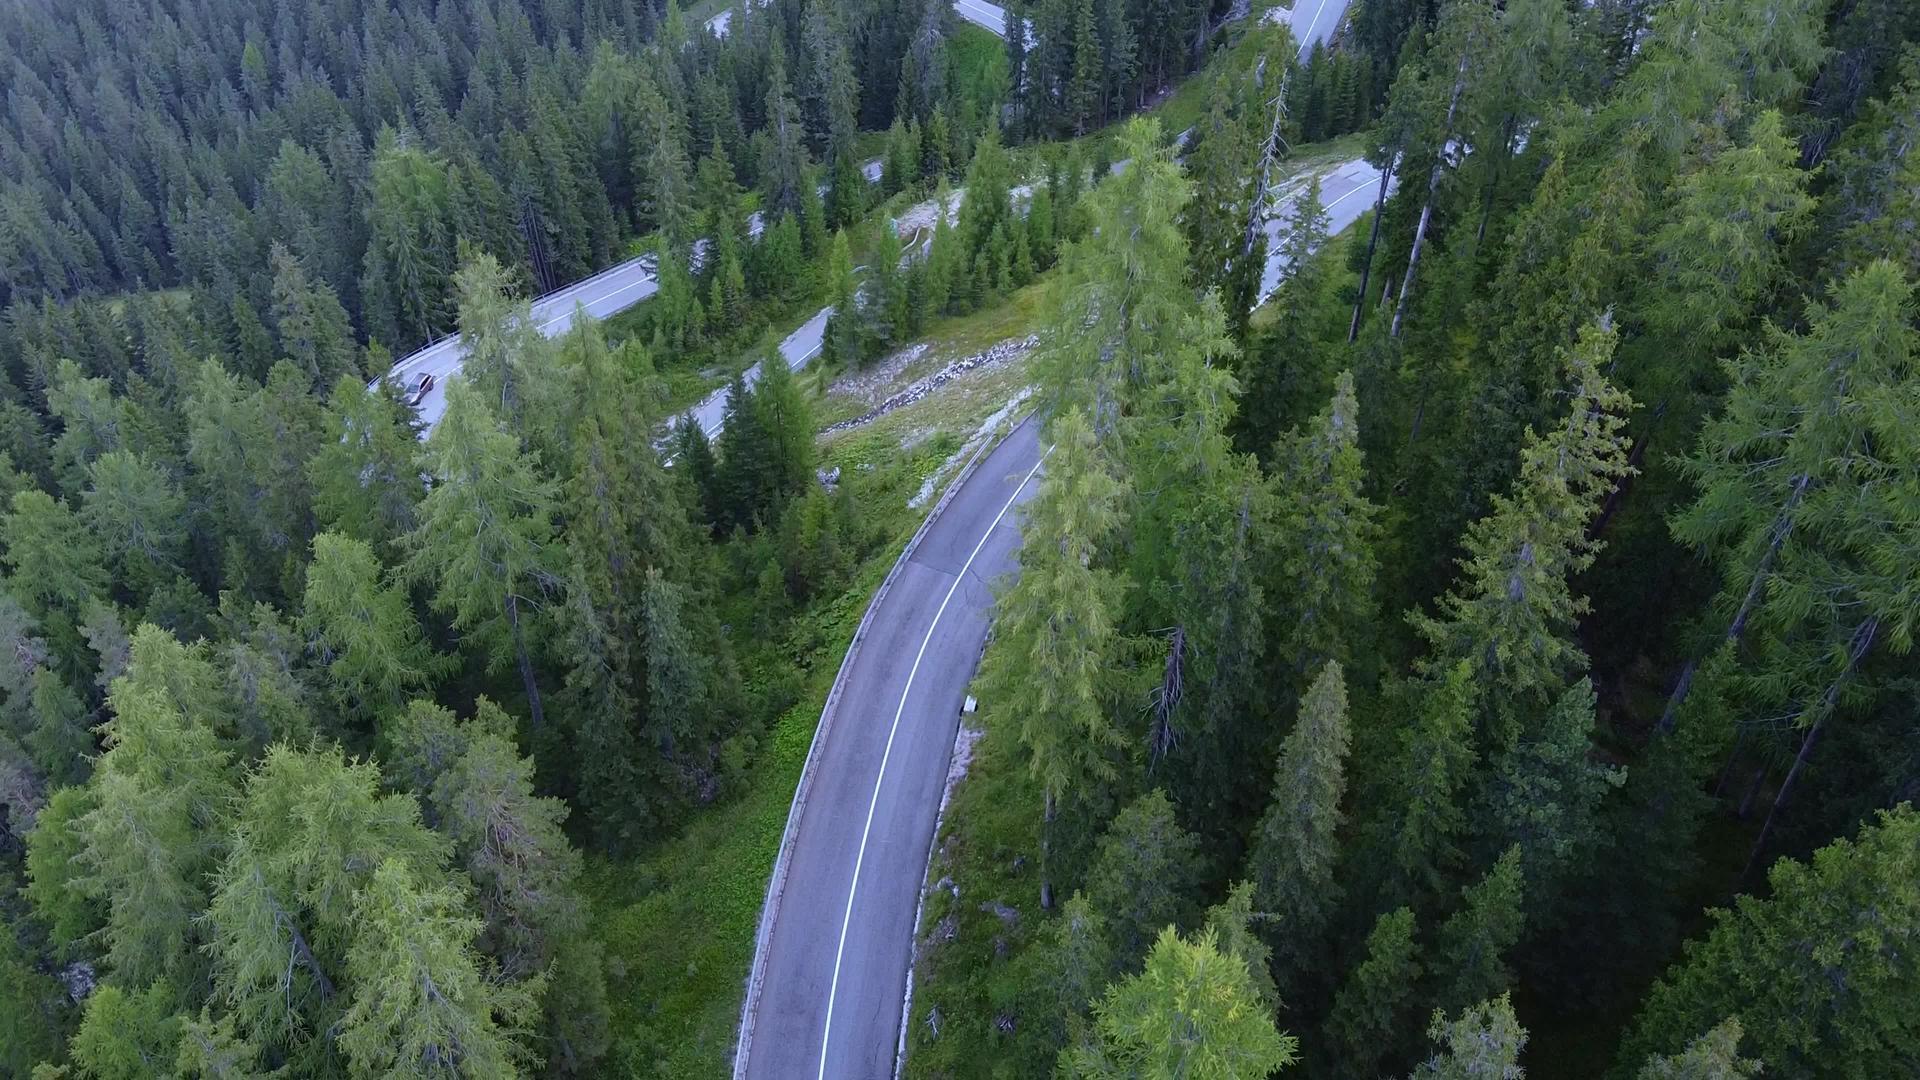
[820,334,1040,436]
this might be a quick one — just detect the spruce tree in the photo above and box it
[204,744,447,1064]
[308,375,423,554]
[1267,373,1380,680]
[1356,664,1476,915]
[269,243,360,390]
[80,450,185,597]
[1430,848,1525,1017]
[1410,323,1633,754]
[430,719,585,981]
[1085,790,1203,972]
[1635,1019,1759,1080]
[1241,175,1335,450]
[70,678,237,986]
[1244,660,1350,998]
[1325,907,1422,1079]
[1614,806,1920,1078]
[336,859,539,1079]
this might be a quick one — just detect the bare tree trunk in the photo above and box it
[507,592,545,729]
[1347,159,1395,343]
[1391,50,1471,339]
[1658,472,1811,734]
[1040,789,1056,911]
[1589,399,1668,540]
[1473,116,1515,246]
[1241,69,1292,267]
[1744,617,1879,880]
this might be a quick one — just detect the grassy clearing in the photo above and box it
[583,429,972,1076]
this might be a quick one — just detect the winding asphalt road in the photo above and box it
[735,22,1372,1080]
[736,416,1047,1080]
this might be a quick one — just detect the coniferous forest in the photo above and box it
[1,0,1918,1076]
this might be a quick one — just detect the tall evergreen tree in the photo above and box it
[405,378,560,729]
[974,408,1126,907]
[1085,790,1203,972]
[1411,994,1527,1080]
[1266,373,1380,680]
[1410,324,1633,754]
[1615,806,1920,1079]
[1244,660,1350,998]
[1430,848,1526,1017]
[1325,907,1423,1079]
[1065,926,1297,1080]
[302,531,442,722]
[335,859,540,1079]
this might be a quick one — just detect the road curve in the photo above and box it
[1260,155,1394,302]
[735,415,1046,1080]
[380,255,663,430]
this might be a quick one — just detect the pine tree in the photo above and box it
[756,44,811,217]
[1430,848,1526,1017]
[1640,111,1814,377]
[68,675,237,986]
[1473,676,1621,916]
[27,667,92,786]
[1665,262,1919,865]
[67,982,183,1080]
[336,860,539,1079]
[974,408,1126,907]
[954,129,1015,308]
[204,744,447,1063]
[559,323,718,845]
[1179,68,1259,317]
[713,373,771,531]
[1635,1019,1759,1080]
[80,450,185,597]
[632,67,695,245]
[308,375,423,554]
[302,531,441,722]
[1325,907,1422,1079]
[1242,175,1337,450]
[1034,119,1212,426]
[1021,891,1114,1050]
[925,183,959,316]
[1202,882,1279,1013]
[871,224,912,351]
[1065,926,1297,1079]
[405,378,560,729]
[362,128,456,350]
[1244,660,1350,998]
[453,251,553,444]
[2,490,105,635]
[1614,806,1920,1078]
[430,721,584,981]
[1410,994,1527,1080]
[752,350,814,508]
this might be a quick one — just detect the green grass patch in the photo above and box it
[902,697,1053,1079]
